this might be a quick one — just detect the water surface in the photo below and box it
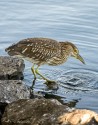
[0,0,98,112]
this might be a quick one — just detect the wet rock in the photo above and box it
[1,99,68,125]
[0,56,25,80]
[0,80,30,103]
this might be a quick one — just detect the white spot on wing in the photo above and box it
[22,48,28,53]
[27,44,31,47]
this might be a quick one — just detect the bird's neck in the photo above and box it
[60,42,72,59]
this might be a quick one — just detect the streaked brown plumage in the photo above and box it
[5,37,85,83]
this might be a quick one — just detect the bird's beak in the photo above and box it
[77,54,85,64]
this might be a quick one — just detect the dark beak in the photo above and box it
[77,54,85,64]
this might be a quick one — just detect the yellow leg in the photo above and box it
[31,65,36,80]
[35,66,55,83]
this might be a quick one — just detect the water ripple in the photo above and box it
[58,69,98,92]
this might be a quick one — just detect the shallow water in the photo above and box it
[0,0,98,112]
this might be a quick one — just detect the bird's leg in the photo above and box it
[35,66,55,84]
[35,66,48,81]
[31,65,36,80]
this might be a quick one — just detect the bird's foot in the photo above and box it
[44,80,59,90]
[44,79,56,84]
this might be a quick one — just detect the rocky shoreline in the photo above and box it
[0,56,98,125]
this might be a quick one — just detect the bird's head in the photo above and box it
[66,42,85,64]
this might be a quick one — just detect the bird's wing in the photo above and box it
[12,38,60,61]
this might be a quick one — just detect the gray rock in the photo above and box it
[0,80,30,103]
[0,56,25,80]
[1,99,68,125]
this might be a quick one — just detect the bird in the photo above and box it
[5,37,85,84]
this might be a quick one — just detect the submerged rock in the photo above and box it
[0,56,25,80]
[0,80,30,103]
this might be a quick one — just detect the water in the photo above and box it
[0,0,98,112]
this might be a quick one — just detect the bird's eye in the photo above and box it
[74,49,79,54]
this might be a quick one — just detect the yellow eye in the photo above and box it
[74,49,79,54]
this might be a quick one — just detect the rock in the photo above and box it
[58,109,98,125]
[0,80,30,103]
[1,99,68,125]
[0,56,25,80]
[1,99,98,125]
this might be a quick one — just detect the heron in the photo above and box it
[5,38,85,84]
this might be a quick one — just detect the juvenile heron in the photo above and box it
[5,38,85,83]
